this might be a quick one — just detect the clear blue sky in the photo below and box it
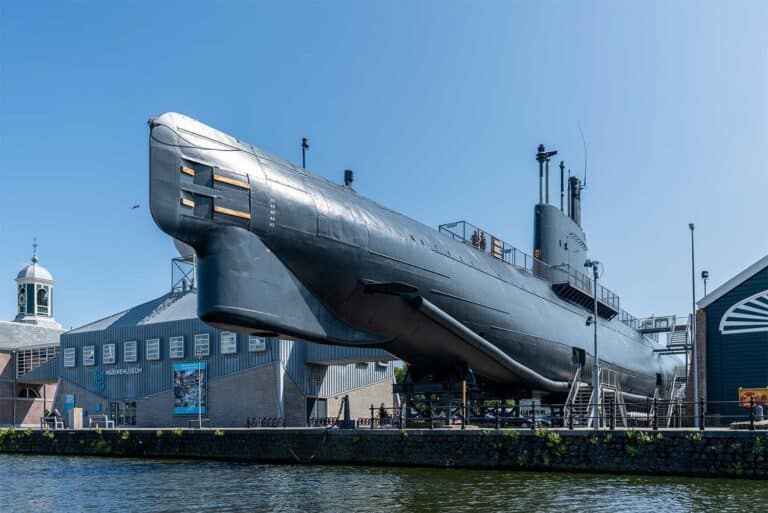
[1,1,766,329]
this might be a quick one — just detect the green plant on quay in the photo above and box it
[752,436,765,455]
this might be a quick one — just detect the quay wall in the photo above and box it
[0,428,765,479]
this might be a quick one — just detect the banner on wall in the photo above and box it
[738,386,768,408]
[173,362,207,415]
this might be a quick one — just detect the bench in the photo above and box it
[40,416,64,430]
[88,414,115,429]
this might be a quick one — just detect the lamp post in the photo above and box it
[195,348,204,429]
[701,270,709,297]
[584,259,600,429]
[11,349,17,427]
[689,224,700,427]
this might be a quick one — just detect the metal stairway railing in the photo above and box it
[564,366,583,426]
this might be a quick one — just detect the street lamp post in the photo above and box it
[701,270,709,297]
[11,349,17,427]
[196,348,204,429]
[584,260,600,429]
[689,224,700,427]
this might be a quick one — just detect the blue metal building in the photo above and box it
[45,288,395,427]
[697,254,768,425]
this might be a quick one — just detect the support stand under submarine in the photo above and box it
[148,113,687,430]
[394,144,686,429]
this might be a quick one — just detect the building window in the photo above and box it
[248,336,266,352]
[18,386,40,398]
[124,341,138,363]
[36,285,50,316]
[109,400,137,426]
[194,334,210,357]
[63,347,76,368]
[220,332,237,354]
[83,346,95,366]
[169,336,184,359]
[15,345,59,378]
[146,339,160,361]
[103,343,116,365]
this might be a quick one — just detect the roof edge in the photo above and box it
[698,254,768,309]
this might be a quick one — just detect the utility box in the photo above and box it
[69,407,83,429]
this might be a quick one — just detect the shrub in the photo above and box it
[156,430,163,438]
[752,436,765,455]
[214,429,225,437]
[172,428,184,437]
[120,431,131,441]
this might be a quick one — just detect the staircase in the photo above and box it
[572,383,593,426]
[665,375,688,427]
[566,367,630,428]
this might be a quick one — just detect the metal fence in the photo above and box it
[358,398,766,431]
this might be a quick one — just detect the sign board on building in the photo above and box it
[738,386,768,408]
[173,362,206,415]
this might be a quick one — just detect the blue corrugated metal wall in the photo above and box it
[60,319,277,400]
[60,320,394,401]
[705,266,768,422]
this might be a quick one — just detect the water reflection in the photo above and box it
[0,455,763,513]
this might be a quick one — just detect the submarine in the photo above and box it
[148,112,684,402]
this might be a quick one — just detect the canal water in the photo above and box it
[0,455,763,513]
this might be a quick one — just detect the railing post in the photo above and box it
[495,403,500,430]
[428,400,433,430]
[652,397,658,431]
[370,404,374,430]
[461,402,465,430]
[750,397,755,431]
[531,400,536,430]
[568,401,574,430]
[699,396,705,431]
[609,397,615,431]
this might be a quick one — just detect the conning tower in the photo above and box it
[533,144,587,270]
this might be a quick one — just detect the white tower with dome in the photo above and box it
[14,239,61,329]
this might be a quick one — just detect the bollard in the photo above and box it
[568,402,574,430]
[652,397,658,431]
[750,397,755,431]
[699,396,705,431]
[370,404,375,430]
[531,400,536,430]
[461,402,465,430]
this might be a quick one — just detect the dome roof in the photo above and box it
[16,260,53,282]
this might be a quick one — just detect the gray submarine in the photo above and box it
[148,112,684,403]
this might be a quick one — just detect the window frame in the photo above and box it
[146,338,161,361]
[124,341,138,363]
[220,332,237,354]
[63,347,76,368]
[169,336,185,359]
[103,343,116,365]
[248,336,266,352]
[83,345,95,366]
[193,333,210,357]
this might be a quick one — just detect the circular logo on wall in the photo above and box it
[94,371,106,393]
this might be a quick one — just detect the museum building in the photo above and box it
[23,259,397,428]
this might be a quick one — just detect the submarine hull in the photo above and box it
[148,112,683,399]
